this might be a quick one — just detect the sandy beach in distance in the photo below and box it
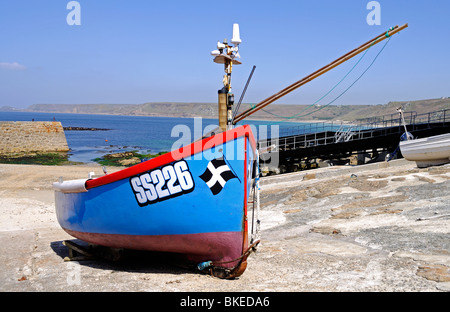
[0,159,449,292]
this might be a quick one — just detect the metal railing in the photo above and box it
[259,109,450,152]
[278,121,346,137]
[414,109,449,125]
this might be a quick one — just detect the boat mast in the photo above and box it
[233,23,409,124]
[211,24,242,131]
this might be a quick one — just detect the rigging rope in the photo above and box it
[240,36,392,126]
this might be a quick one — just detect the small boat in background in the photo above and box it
[397,107,450,168]
[400,132,450,168]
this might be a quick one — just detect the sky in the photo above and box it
[0,0,449,109]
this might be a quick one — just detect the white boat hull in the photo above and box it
[400,133,450,168]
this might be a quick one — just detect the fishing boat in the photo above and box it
[54,23,408,278]
[54,24,261,279]
[54,125,258,278]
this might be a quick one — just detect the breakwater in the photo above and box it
[0,121,69,154]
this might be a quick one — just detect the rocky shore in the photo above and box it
[0,159,448,292]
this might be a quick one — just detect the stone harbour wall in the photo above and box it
[0,121,69,154]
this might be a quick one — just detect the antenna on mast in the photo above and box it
[211,23,242,132]
[231,23,241,45]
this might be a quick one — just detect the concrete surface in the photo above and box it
[0,159,448,292]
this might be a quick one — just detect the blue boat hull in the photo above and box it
[54,126,257,275]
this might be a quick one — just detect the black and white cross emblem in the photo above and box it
[199,157,238,195]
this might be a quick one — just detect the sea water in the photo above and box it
[0,111,321,163]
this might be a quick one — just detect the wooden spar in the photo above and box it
[233,23,409,124]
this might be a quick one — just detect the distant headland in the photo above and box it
[1,97,449,122]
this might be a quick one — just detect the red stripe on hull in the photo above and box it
[63,228,245,268]
[85,125,256,190]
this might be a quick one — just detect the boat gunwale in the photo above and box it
[85,125,257,190]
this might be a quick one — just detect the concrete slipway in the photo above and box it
[0,159,448,292]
